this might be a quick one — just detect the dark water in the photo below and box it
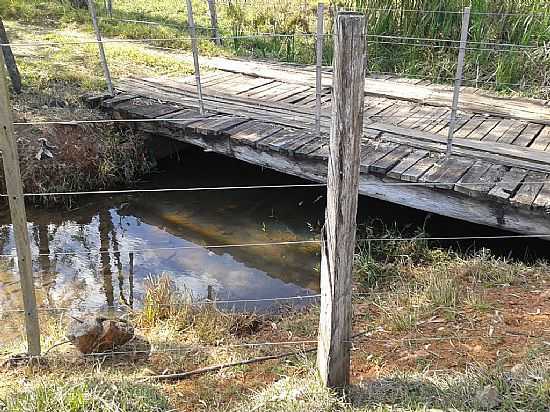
[0,146,548,312]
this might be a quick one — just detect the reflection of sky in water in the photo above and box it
[0,189,322,312]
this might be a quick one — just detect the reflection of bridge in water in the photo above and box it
[95,57,550,236]
[0,179,321,312]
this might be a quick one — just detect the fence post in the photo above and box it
[0,18,22,94]
[185,0,205,115]
[87,0,114,96]
[206,0,221,46]
[0,52,41,356]
[128,251,134,307]
[317,11,366,389]
[446,6,470,158]
[315,3,324,136]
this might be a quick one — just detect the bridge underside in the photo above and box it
[90,58,550,236]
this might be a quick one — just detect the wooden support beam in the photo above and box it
[0,52,41,355]
[0,18,22,94]
[317,11,366,389]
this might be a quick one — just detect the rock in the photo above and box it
[475,385,500,410]
[540,289,550,299]
[67,316,134,354]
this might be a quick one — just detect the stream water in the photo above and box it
[0,147,548,313]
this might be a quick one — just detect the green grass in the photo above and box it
[1,376,172,412]
[2,0,548,98]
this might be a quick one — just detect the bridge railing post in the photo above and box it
[446,6,470,158]
[317,11,366,389]
[87,0,114,96]
[0,51,41,356]
[185,0,205,115]
[315,2,324,136]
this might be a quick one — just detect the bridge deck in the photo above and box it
[95,58,550,235]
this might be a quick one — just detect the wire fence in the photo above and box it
[0,1,549,389]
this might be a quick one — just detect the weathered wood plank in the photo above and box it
[510,171,546,207]
[530,126,550,151]
[487,167,528,202]
[512,123,544,147]
[281,132,319,155]
[370,145,413,174]
[454,160,493,197]
[532,182,550,210]
[360,141,398,173]
[401,155,438,182]
[386,149,429,179]
[480,118,515,142]
[420,157,474,189]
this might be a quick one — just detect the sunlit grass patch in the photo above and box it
[1,375,172,412]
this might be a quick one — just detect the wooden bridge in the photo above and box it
[92,57,550,236]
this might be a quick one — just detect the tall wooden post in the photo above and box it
[315,3,324,136]
[0,18,22,94]
[317,11,366,389]
[0,52,41,355]
[446,6,470,158]
[185,0,205,115]
[206,0,221,46]
[87,0,114,96]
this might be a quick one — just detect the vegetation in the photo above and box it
[2,0,548,98]
[1,227,549,410]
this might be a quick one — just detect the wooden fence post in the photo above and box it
[87,0,114,96]
[0,18,22,94]
[315,3,324,136]
[446,6,470,158]
[0,52,41,356]
[317,11,366,389]
[206,0,221,46]
[185,0,205,115]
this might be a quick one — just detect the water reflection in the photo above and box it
[0,152,325,312]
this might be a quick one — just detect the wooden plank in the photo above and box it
[230,122,282,145]
[487,167,528,202]
[529,126,550,151]
[510,171,546,207]
[453,115,486,139]
[360,141,398,173]
[467,118,500,141]
[454,160,493,197]
[295,136,327,157]
[369,145,413,174]
[386,149,429,179]
[102,93,138,109]
[281,132,319,155]
[160,109,214,129]
[512,123,544,147]
[481,118,516,142]
[497,122,526,144]
[114,99,181,119]
[257,128,302,152]
[532,182,550,210]
[401,155,438,182]
[420,157,474,189]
